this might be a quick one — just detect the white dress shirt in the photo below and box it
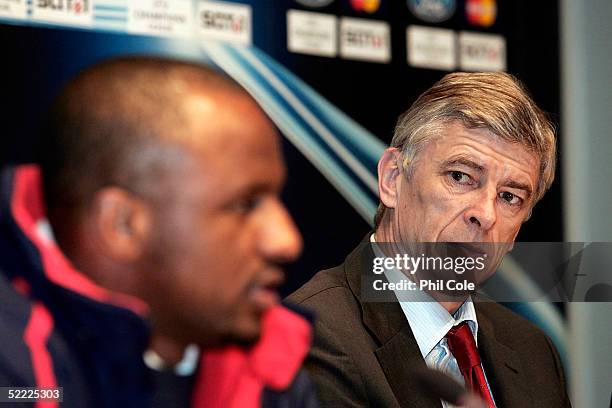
[371,235,495,407]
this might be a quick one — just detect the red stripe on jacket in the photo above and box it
[23,302,59,408]
[12,277,58,408]
[194,306,312,408]
[10,165,313,408]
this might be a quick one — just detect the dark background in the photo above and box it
[0,0,561,297]
[275,0,562,295]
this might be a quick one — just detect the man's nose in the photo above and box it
[463,189,497,232]
[258,200,303,263]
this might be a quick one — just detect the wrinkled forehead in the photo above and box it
[410,122,537,162]
[417,123,540,186]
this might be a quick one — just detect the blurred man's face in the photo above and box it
[143,91,302,347]
[391,122,540,246]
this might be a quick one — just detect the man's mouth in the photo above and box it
[248,272,284,310]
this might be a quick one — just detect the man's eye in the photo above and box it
[232,197,260,213]
[449,171,471,184]
[499,191,522,205]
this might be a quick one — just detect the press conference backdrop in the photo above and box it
[0,0,574,399]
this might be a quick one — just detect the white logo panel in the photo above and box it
[459,31,506,71]
[128,0,195,38]
[287,9,337,57]
[197,1,252,45]
[0,0,27,20]
[340,17,390,63]
[32,0,93,26]
[407,25,456,70]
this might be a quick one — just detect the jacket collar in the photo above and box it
[3,164,313,407]
[475,302,532,407]
[344,234,531,408]
[194,305,312,408]
[1,164,153,406]
[344,234,441,408]
[3,164,149,315]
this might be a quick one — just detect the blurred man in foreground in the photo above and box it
[0,57,317,407]
[289,73,571,407]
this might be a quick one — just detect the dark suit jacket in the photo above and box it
[287,239,571,407]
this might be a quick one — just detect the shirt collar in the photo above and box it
[370,234,479,358]
[143,344,200,376]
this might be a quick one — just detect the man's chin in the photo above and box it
[185,316,263,349]
[222,313,265,348]
[225,325,262,348]
[197,308,267,349]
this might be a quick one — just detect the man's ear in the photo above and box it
[378,147,403,209]
[90,187,152,262]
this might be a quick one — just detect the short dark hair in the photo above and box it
[40,56,246,215]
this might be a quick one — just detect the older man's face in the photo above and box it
[142,91,302,347]
[392,122,540,245]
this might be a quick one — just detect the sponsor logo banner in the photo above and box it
[197,1,251,44]
[287,9,337,57]
[340,17,390,62]
[459,31,506,71]
[407,0,455,23]
[0,0,27,20]
[406,25,456,70]
[32,0,92,26]
[128,0,194,38]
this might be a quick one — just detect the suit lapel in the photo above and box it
[343,236,536,407]
[476,304,533,407]
[374,325,442,408]
[345,237,441,408]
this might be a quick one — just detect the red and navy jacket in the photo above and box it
[0,165,318,408]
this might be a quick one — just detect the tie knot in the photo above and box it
[445,321,481,370]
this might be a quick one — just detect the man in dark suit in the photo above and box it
[289,72,571,407]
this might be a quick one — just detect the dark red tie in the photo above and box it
[446,322,495,407]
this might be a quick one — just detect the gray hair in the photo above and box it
[374,72,556,226]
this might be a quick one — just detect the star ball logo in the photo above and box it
[408,0,455,23]
[349,0,380,14]
[465,0,496,27]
